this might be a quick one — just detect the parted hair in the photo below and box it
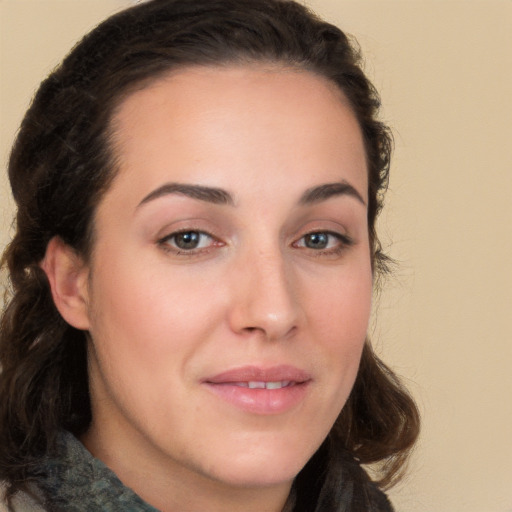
[0,0,419,509]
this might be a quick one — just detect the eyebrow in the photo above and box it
[137,180,365,209]
[138,183,234,207]
[299,181,366,206]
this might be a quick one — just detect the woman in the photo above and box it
[0,0,419,510]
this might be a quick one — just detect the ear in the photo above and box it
[41,236,91,330]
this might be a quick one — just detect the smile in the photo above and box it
[203,366,311,414]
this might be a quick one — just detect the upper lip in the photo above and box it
[203,365,311,384]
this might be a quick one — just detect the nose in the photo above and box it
[228,248,301,341]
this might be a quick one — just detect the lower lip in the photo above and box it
[204,382,310,415]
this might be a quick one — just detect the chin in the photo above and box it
[202,442,314,489]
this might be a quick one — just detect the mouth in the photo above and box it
[203,365,311,415]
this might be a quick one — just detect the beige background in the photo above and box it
[1,1,511,511]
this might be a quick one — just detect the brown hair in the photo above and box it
[0,0,419,508]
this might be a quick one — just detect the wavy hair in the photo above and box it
[0,0,419,508]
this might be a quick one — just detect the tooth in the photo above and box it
[266,381,283,389]
[235,382,249,387]
[248,381,266,389]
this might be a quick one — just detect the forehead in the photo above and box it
[107,64,368,204]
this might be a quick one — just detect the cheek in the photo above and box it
[84,255,221,434]
[85,249,232,390]
[310,265,373,341]
[305,263,372,393]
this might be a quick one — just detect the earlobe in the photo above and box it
[41,236,91,330]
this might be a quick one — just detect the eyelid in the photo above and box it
[295,230,352,244]
[292,229,354,254]
[157,228,222,254]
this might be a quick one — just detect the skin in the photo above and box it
[44,65,373,512]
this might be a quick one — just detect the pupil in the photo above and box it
[306,233,328,249]
[175,232,200,249]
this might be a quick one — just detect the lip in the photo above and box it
[203,365,312,415]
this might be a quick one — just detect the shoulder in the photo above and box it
[0,482,46,512]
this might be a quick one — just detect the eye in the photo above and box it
[303,232,331,249]
[159,230,216,252]
[294,231,352,253]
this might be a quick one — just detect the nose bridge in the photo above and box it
[229,242,299,340]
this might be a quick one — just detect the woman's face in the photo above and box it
[80,66,372,499]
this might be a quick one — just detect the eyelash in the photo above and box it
[157,230,353,257]
[292,231,353,256]
[158,229,219,255]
